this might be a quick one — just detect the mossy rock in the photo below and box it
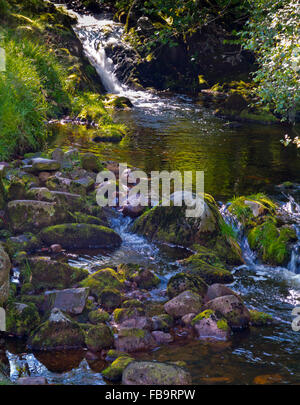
[29,308,85,351]
[249,310,273,327]
[191,309,230,340]
[70,212,107,227]
[7,180,27,201]
[29,257,88,292]
[167,272,208,299]
[4,233,41,257]
[122,299,143,309]
[6,302,40,337]
[0,244,11,305]
[131,194,221,248]
[102,355,134,382]
[88,308,110,324]
[106,96,133,110]
[106,349,132,362]
[98,288,122,310]
[183,253,233,285]
[39,223,122,249]
[85,324,114,352]
[118,263,159,290]
[113,307,145,324]
[151,314,174,332]
[81,153,103,172]
[248,222,297,266]
[80,268,124,299]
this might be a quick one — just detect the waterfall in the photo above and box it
[283,195,300,274]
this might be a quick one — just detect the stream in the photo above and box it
[5,7,300,385]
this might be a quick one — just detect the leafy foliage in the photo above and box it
[241,0,300,122]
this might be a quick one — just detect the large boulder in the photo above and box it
[204,295,250,330]
[115,328,156,352]
[122,361,192,385]
[43,287,89,314]
[164,290,203,318]
[7,200,67,232]
[29,257,88,292]
[0,244,10,305]
[80,268,124,299]
[28,308,85,351]
[205,284,239,302]
[167,273,208,299]
[85,324,114,352]
[39,223,122,249]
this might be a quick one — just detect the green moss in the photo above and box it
[6,302,40,336]
[248,221,297,265]
[112,307,145,324]
[88,309,110,324]
[80,268,124,299]
[85,324,114,352]
[102,356,134,382]
[118,263,159,290]
[216,319,229,331]
[122,299,143,309]
[167,272,208,298]
[249,310,273,326]
[191,309,215,326]
[98,288,122,310]
[118,328,146,339]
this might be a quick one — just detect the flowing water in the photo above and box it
[5,8,300,385]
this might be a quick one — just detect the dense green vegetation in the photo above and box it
[0,0,124,160]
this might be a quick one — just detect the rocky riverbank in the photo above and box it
[1,147,297,385]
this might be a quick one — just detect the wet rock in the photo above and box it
[167,273,208,299]
[29,257,88,292]
[151,331,173,344]
[181,313,196,326]
[119,316,153,331]
[39,223,122,249]
[205,283,239,302]
[244,200,268,217]
[7,200,67,232]
[151,314,174,331]
[192,309,230,340]
[6,302,40,336]
[81,268,124,299]
[164,290,203,318]
[253,374,283,385]
[122,361,192,385]
[81,153,103,172]
[50,191,83,211]
[0,244,11,305]
[115,328,156,352]
[31,158,60,172]
[249,310,273,327]
[85,324,114,352]
[28,308,85,351]
[102,355,134,382]
[17,377,48,385]
[204,295,250,330]
[98,288,122,310]
[44,287,89,315]
[4,233,41,255]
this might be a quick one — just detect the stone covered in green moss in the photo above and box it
[85,324,114,352]
[29,308,85,351]
[88,308,110,324]
[7,200,67,233]
[122,299,143,309]
[122,361,192,385]
[6,302,40,337]
[151,314,174,332]
[248,222,297,266]
[80,268,124,299]
[249,310,273,327]
[4,233,41,256]
[81,153,103,172]
[39,223,122,249]
[115,328,156,352]
[99,288,122,310]
[167,272,208,299]
[113,307,145,324]
[102,355,134,382]
[7,180,27,201]
[118,263,159,290]
[192,309,230,340]
[29,257,88,292]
